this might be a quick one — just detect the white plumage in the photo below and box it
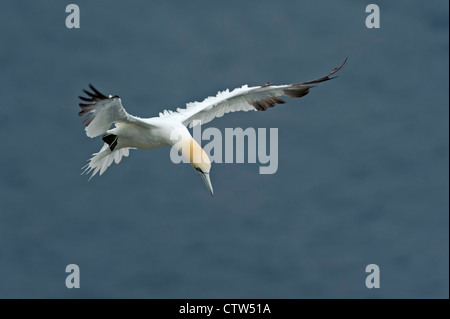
[78,58,347,195]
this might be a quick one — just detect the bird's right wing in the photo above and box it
[169,58,347,128]
[78,84,151,138]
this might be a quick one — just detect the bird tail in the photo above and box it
[82,144,132,179]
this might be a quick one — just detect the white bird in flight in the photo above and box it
[78,58,347,196]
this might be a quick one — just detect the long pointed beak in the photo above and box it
[197,171,214,196]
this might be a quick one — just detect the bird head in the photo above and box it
[180,138,214,196]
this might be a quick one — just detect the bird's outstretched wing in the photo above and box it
[171,58,347,128]
[78,84,150,138]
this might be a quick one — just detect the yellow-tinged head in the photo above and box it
[182,138,211,172]
[180,138,213,196]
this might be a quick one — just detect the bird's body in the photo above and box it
[78,58,347,195]
[107,117,181,150]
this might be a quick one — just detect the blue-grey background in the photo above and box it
[0,1,448,298]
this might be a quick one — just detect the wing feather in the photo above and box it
[172,58,347,128]
[81,144,133,179]
[78,84,150,138]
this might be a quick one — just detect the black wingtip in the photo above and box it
[343,56,349,65]
[78,95,92,102]
[83,89,95,98]
[292,58,348,86]
[88,84,108,99]
[332,57,348,74]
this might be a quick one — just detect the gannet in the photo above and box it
[78,58,347,196]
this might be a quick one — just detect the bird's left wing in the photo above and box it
[172,58,347,128]
[78,84,151,138]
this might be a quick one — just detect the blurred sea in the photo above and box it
[0,1,448,298]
